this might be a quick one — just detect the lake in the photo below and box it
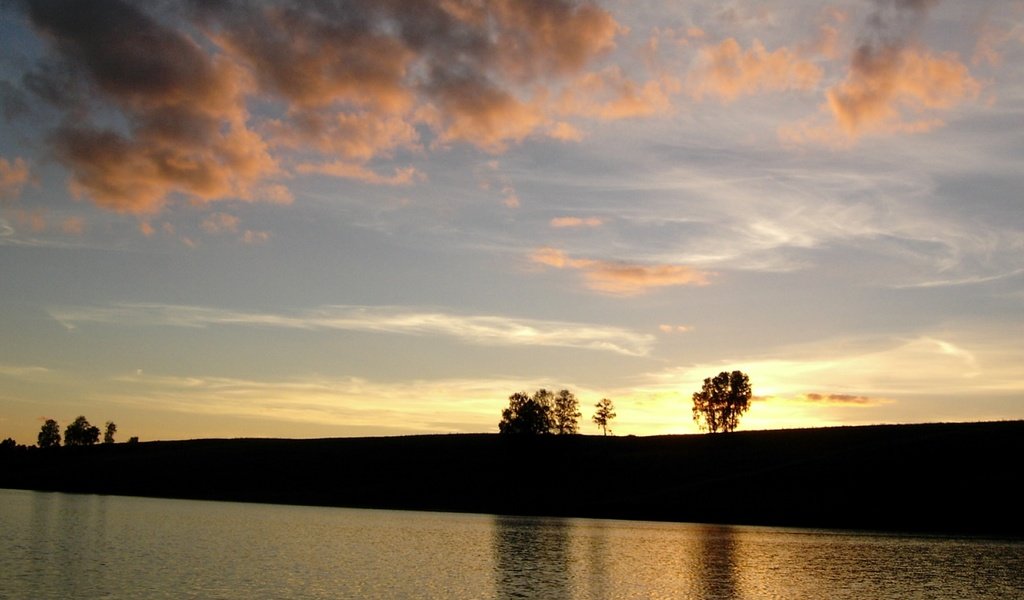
[1,488,1021,599]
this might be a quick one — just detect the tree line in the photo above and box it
[0,415,138,451]
[498,388,618,436]
[498,371,752,436]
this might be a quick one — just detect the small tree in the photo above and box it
[64,415,101,446]
[692,370,752,433]
[38,419,61,448]
[592,398,616,436]
[552,389,581,435]
[103,421,117,444]
[498,392,553,435]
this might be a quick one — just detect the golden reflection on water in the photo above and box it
[3,490,1022,599]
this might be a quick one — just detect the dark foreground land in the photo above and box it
[2,421,1022,536]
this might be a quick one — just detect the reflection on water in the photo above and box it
[494,516,572,599]
[2,489,1022,599]
[693,525,738,599]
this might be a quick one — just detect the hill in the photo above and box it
[2,421,1021,536]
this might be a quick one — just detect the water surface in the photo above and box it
[2,489,1021,598]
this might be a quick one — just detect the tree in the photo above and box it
[38,419,61,448]
[592,398,616,436]
[103,421,117,444]
[552,389,581,434]
[499,391,553,435]
[64,415,101,446]
[692,371,752,433]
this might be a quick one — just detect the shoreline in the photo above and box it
[3,420,1022,537]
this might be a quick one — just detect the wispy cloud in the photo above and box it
[549,216,604,229]
[295,162,423,186]
[106,372,531,434]
[530,247,712,295]
[49,303,654,357]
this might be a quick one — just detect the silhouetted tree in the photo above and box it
[38,419,61,448]
[499,391,553,435]
[592,398,616,435]
[552,389,581,434]
[692,371,752,433]
[64,415,100,446]
[1,437,16,451]
[128,436,139,444]
[103,421,117,444]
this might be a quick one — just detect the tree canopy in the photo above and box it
[38,419,61,448]
[551,389,582,434]
[499,391,552,435]
[692,371,752,433]
[64,415,101,446]
[103,421,117,444]
[499,388,582,435]
[592,398,616,435]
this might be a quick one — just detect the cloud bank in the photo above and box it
[10,0,622,214]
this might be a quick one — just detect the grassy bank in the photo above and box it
[2,421,1021,536]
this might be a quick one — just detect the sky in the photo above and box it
[1,0,1022,443]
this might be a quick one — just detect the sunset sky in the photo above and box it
[1,0,1022,443]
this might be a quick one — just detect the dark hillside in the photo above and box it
[2,421,1021,536]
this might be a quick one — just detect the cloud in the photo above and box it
[200,212,240,235]
[782,0,979,143]
[266,112,420,162]
[104,371,543,435]
[0,156,30,200]
[549,216,604,228]
[659,324,692,334]
[49,303,654,357]
[689,38,822,101]
[241,230,271,245]
[530,247,712,295]
[476,160,521,208]
[826,46,979,136]
[796,393,882,405]
[20,1,291,214]
[9,0,623,215]
[557,67,679,119]
[296,162,423,186]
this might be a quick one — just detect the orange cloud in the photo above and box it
[690,38,822,102]
[0,156,29,200]
[546,121,584,141]
[210,6,414,114]
[266,112,419,161]
[23,2,286,214]
[549,217,604,228]
[200,212,240,235]
[242,230,271,244]
[296,162,423,186]
[490,0,621,81]
[421,76,545,153]
[530,247,712,295]
[558,67,679,119]
[782,0,979,145]
[826,46,980,136]
[14,0,624,216]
